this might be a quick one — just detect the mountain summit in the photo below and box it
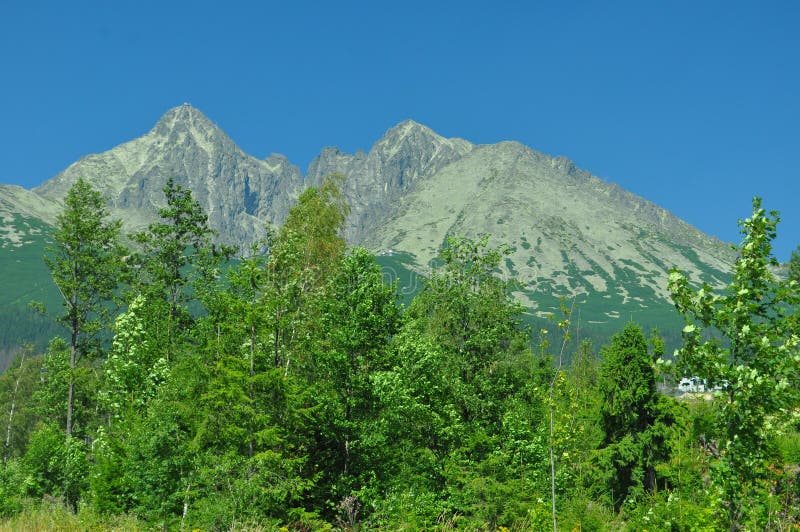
[307,119,473,242]
[153,102,218,135]
[33,104,304,245]
[366,139,734,314]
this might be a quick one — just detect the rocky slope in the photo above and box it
[366,141,734,314]
[0,185,60,250]
[33,104,304,250]
[306,120,473,242]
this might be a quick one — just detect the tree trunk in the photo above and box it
[66,345,75,439]
[4,348,27,466]
[66,321,77,440]
[249,323,255,459]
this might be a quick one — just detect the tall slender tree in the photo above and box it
[669,197,800,529]
[266,173,349,373]
[311,247,400,494]
[131,178,232,358]
[44,178,126,439]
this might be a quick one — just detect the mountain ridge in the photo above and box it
[365,139,733,313]
[307,118,475,242]
[1,104,736,335]
[32,104,305,248]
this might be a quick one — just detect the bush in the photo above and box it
[0,459,25,517]
[22,424,88,510]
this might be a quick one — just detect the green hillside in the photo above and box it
[0,214,63,370]
[374,243,728,357]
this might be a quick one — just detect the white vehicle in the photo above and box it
[678,376,706,393]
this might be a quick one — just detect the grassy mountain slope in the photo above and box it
[365,141,735,343]
[0,206,63,370]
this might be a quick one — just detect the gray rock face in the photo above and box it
[306,120,473,243]
[34,104,304,250]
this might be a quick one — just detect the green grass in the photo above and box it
[776,431,800,465]
[0,499,146,532]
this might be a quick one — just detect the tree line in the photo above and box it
[0,176,798,530]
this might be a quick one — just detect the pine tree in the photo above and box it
[44,178,126,439]
[597,323,675,510]
[131,177,232,359]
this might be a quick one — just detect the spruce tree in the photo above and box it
[44,178,126,439]
[597,323,674,510]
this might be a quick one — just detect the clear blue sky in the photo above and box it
[1,1,798,260]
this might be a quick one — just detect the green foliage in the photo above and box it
[597,324,678,510]
[273,173,349,289]
[22,424,88,510]
[0,347,41,462]
[669,197,800,528]
[44,178,125,351]
[267,174,349,374]
[368,236,552,528]
[33,338,98,439]
[306,247,400,504]
[131,177,232,357]
[404,235,532,426]
[0,497,147,531]
[99,294,169,425]
[113,397,191,525]
[623,488,721,531]
[7,185,800,529]
[44,178,126,438]
[0,459,25,517]
[788,244,800,284]
[565,340,604,468]
[775,431,800,465]
[188,448,313,529]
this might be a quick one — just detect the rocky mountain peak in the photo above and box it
[32,104,304,247]
[306,120,475,243]
[373,119,472,157]
[379,119,436,141]
[155,103,213,130]
[151,103,232,150]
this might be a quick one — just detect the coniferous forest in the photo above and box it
[0,175,799,531]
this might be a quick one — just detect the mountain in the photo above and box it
[366,141,734,318]
[0,186,66,370]
[307,120,474,242]
[0,104,738,361]
[304,122,734,330]
[33,104,304,249]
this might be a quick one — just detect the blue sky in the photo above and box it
[1,1,798,260]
